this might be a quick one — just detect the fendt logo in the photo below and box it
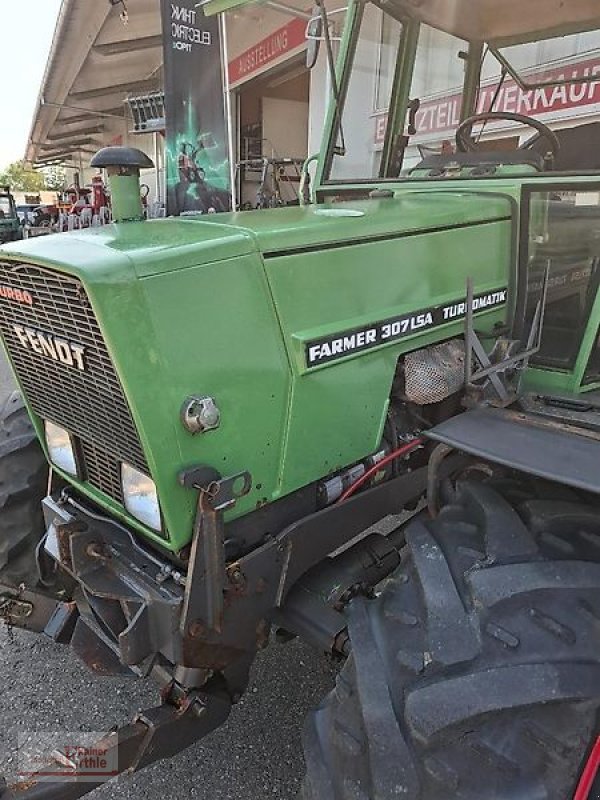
[12,325,86,372]
[0,285,34,305]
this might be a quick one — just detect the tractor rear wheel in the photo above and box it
[302,480,600,800]
[0,391,48,588]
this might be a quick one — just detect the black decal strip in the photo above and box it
[263,217,511,259]
[305,287,508,367]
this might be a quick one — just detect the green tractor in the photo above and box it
[0,186,22,245]
[1,1,600,798]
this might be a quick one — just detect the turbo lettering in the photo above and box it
[442,290,507,320]
[13,325,85,371]
[0,285,33,305]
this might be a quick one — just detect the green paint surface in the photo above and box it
[0,190,513,550]
[2,179,598,551]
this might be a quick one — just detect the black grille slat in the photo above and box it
[0,262,149,502]
[80,439,124,503]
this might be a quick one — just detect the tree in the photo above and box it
[41,165,66,191]
[0,161,45,192]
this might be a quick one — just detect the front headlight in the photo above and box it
[121,463,161,532]
[45,420,77,476]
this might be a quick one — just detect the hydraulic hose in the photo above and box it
[574,736,600,800]
[337,438,424,504]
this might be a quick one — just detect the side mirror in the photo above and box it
[306,5,322,69]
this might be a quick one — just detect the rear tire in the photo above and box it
[0,391,47,587]
[302,480,600,800]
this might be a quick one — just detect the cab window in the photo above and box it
[524,187,600,370]
[328,9,466,181]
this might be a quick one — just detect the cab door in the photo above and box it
[520,182,600,395]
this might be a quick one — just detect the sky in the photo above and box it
[0,0,62,170]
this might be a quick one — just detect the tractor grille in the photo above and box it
[80,440,125,504]
[0,261,148,502]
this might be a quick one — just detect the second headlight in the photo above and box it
[121,462,162,532]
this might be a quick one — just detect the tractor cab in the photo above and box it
[0,186,22,244]
[290,0,600,185]
[279,0,600,398]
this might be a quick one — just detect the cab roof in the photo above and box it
[203,0,600,47]
[384,0,600,46]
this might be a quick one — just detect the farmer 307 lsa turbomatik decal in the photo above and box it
[1,1,600,798]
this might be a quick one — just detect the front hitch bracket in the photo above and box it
[0,681,231,800]
[179,469,251,639]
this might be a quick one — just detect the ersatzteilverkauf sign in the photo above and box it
[374,54,600,144]
[161,1,232,215]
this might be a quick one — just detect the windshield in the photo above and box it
[325,5,600,181]
[328,7,467,180]
[495,31,600,89]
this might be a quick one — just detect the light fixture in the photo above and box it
[121,463,162,532]
[45,421,78,476]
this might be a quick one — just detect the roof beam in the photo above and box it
[49,107,126,125]
[34,161,79,169]
[47,125,104,140]
[69,78,160,101]
[37,136,99,149]
[35,146,98,160]
[93,34,163,55]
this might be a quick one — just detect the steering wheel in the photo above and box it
[455,112,560,161]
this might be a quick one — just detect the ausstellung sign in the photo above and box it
[161,1,232,215]
[228,17,307,85]
[374,54,600,144]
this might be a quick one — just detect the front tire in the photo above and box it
[303,480,600,799]
[0,392,47,587]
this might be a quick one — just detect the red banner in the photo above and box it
[375,55,600,144]
[228,17,307,85]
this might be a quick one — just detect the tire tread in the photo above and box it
[302,480,600,800]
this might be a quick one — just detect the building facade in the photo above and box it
[26,0,600,209]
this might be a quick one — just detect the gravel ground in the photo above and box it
[0,626,337,799]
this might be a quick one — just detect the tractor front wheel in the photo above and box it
[0,391,48,588]
[303,480,600,799]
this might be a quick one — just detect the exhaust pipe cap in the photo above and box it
[90,147,154,223]
[91,146,154,170]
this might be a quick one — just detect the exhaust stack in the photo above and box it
[90,146,154,223]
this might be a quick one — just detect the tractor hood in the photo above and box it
[198,192,512,262]
[0,189,512,553]
[0,191,512,279]
[0,217,256,279]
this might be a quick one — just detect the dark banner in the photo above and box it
[161,1,232,215]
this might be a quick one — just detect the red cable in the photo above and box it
[574,737,600,800]
[337,438,425,504]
